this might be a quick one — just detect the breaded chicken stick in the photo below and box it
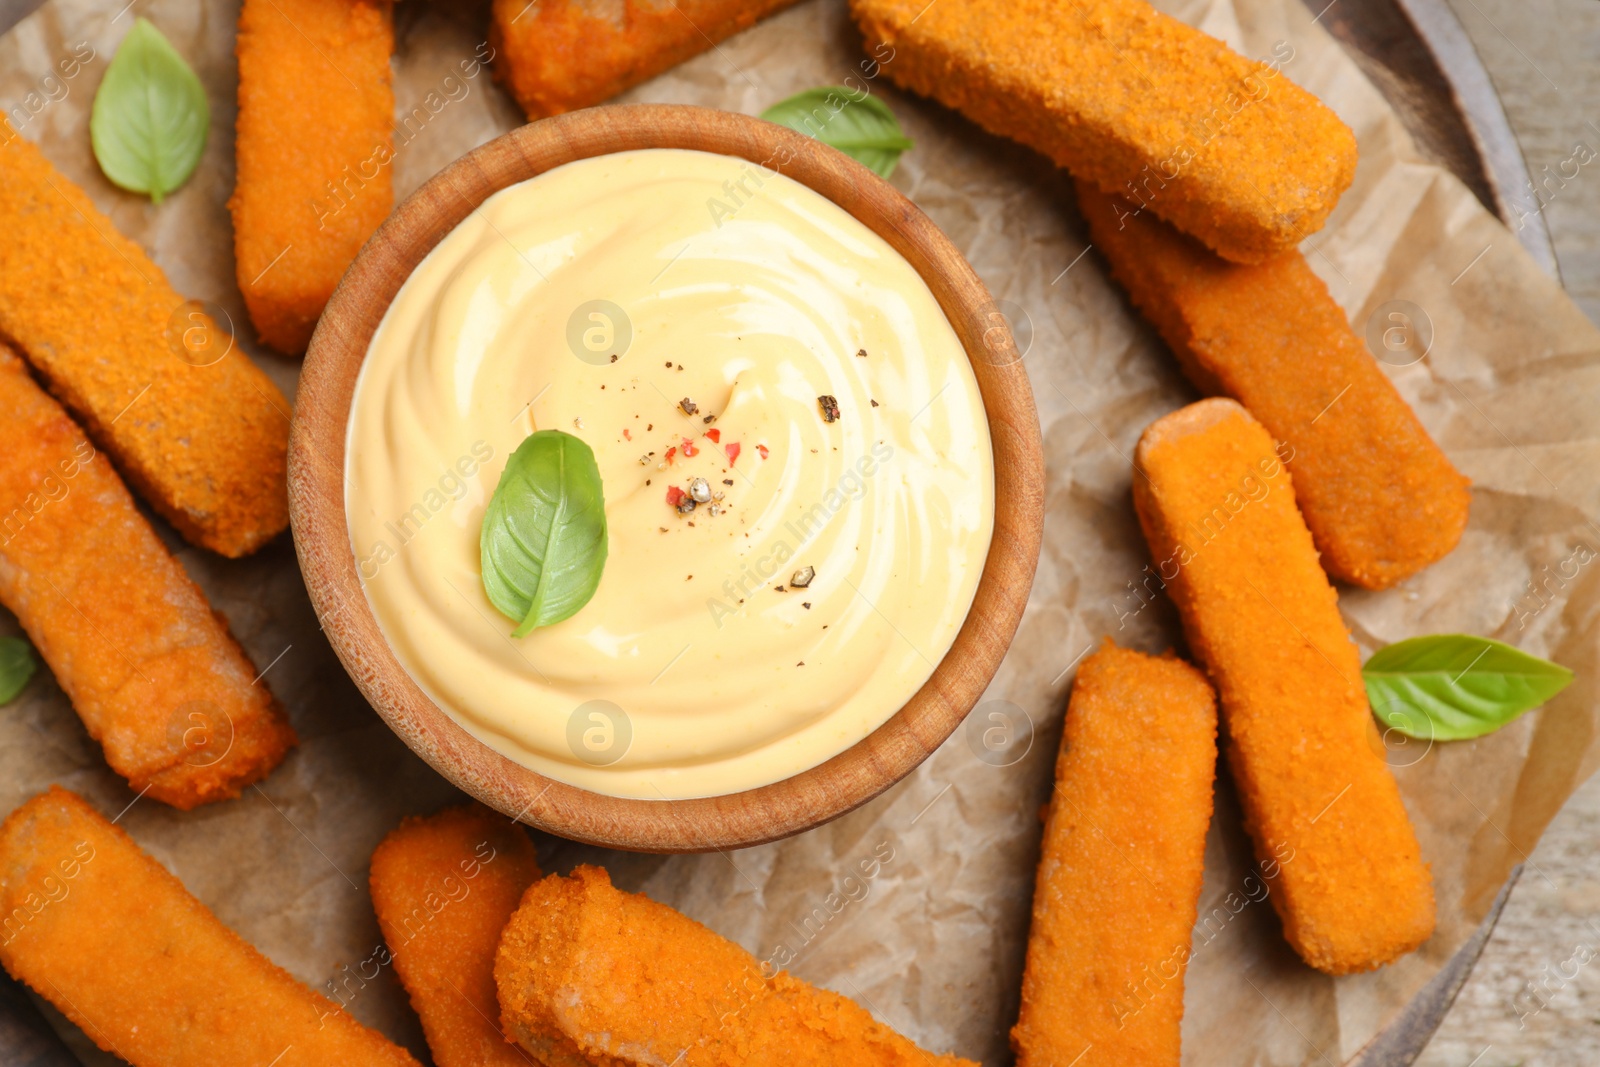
[497,865,976,1067]
[0,346,294,809]
[1078,183,1469,589]
[1012,641,1216,1067]
[371,804,543,1067]
[0,116,289,558]
[0,787,420,1067]
[232,0,395,354]
[1133,398,1434,974]
[850,0,1357,263]
[489,0,802,119]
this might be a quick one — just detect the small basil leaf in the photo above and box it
[1363,634,1573,741]
[760,87,914,178]
[480,430,608,637]
[90,18,210,204]
[0,636,37,705]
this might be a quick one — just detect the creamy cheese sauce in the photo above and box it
[346,148,993,799]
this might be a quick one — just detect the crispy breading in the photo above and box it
[496,865,977,1067]
[0,787,420,1067]
[489,0,802,119]
[1012,641,1217,1067]
[1132,398,1435,974]
[231,0,395,354]
[0,116,289,558]
[850,0,1357,263]
[0,346,294,809]
[370,804,543,1067]
[1078,183,1469,589]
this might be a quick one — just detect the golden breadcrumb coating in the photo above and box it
[850,0,1357,263]
[0,787,420,1067]
[231,0,395,354]
[1078,183,1469,589]
[1013,641,1217,1067]
[0,116,289,558]
[496,865,976,1066]
[1133,399,1435,974]
[370,804,542,1067]
[0,345,294,808]
[489,0,802,118]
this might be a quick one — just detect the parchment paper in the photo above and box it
[4,0,1600,1064]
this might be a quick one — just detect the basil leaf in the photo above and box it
[480,431,608,637]
[760,87,914,178]
[1363,634,1573,741]
[90,18,210,204]
[0,636,37,705]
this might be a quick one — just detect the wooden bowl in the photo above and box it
[290,105,1044,852]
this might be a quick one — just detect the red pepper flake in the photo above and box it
[725,441,741,463]
[705,428,721,443]
[757,444,769,460]
[623,427,632,440]
[666,485,685,507]
[682,438,699,457]
[665,446,677,464]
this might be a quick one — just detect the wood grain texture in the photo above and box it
[290,104,1045,854]
[1413,1,1600,1061]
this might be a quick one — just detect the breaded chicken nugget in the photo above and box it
[850,0,1357,263]
[1133,398,1434,974]
[497,865,975,1067]
[0,346,294,809]
[1012,641,1216,1067]
[0,116,289,558]
[489,0,802,119]
[0,787,420,1067]
[1078,183,1469,589]
[232,0,395,354]
[371,804,542,1067]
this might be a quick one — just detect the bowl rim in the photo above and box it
[289,104,1044,852]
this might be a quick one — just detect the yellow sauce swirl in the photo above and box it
[346,149,993,799]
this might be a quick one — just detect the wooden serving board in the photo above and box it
[0,0,1557,1063]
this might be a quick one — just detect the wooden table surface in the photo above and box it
[1416,5,1600,1063]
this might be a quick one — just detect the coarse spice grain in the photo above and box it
[495,865,979,1066]
[231,0,395,354]
[370,804,542,1067]
[0,346,295,808]
[0,787,420,1066]
[489,0,803,119]
[849,0,1358,263]
[1013,641,1216,1067]
[1078,182,1470,589]
[1133,399,1435,975]
[0,115,290,558]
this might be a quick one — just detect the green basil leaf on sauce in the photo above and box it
[90,18,210,204]
[0,636,37,705]
[1363,634,1573,741]
[480,431,608,637]
[760,87,914,178]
